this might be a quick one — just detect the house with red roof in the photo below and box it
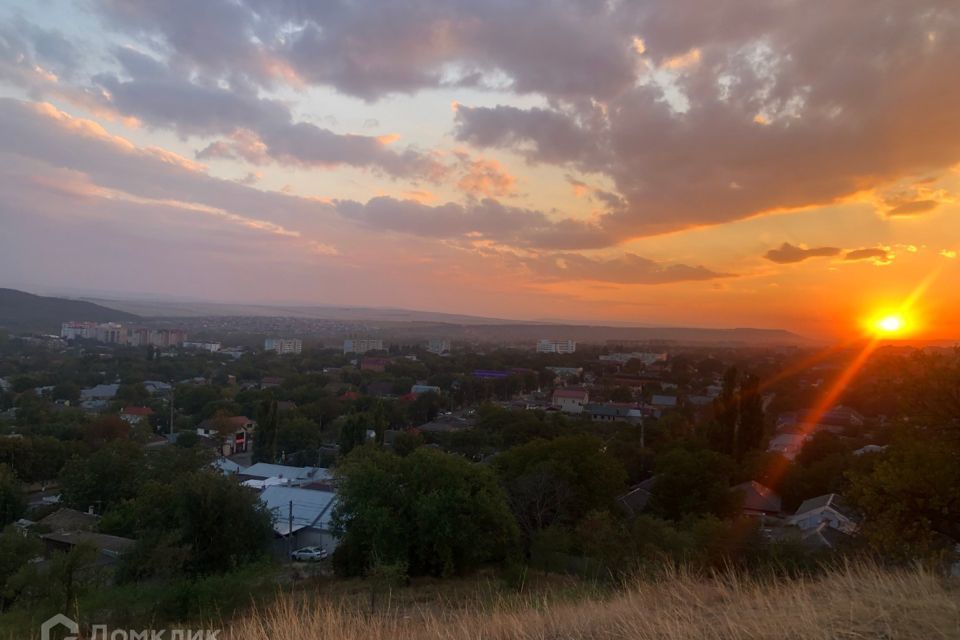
[119,406,154,426]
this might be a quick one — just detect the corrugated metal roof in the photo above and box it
[260,486,337,536]
[242,463,331,481]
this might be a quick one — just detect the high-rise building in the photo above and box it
[426,339,451,355]
[536,339,577,354]
[343,338,383,354]
[265,338,303,355]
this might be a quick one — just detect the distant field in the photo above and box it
[228,563,959,640]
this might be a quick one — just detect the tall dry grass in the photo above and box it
[227,563,960,639]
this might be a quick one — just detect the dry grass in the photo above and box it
[227,563,960,639]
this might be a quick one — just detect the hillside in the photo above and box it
[226,563,957,640]
[0,288,139,332]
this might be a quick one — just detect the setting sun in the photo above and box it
[876,314,904,334]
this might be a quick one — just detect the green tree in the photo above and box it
[339,412,369,456]
[847,437,960,561]
[118,471,273,578]
[0,525,41,606]
[493,435,628,541]
[332,446,518,577]
[59,441,144,513]
[0,466,24,528]
[647,447,738,521]
[393,430,424,456]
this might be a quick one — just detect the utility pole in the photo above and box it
[169,386,175,439]
[288,500,294,559]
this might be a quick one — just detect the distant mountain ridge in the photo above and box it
[0,288,139,332]
[84,295,809,345]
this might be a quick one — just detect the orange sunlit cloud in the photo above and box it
[0,1,959,339]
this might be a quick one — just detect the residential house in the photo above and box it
[411,384,441,395]
[38,508,99,533]
[142,380,172,395]
[260,485,339,554]
[212,458,247,475]
[79,383,119,411]
[552,388,589,414]
[789,494,859,535]
[260,376,284,390]
[731,481,782,517]
[197,415,255,455]
[767,432,809,460]
[119,406,154,426]
[584,403,643,424]
[41,531,136,565]
[238,463,331,488]
[617,476,658,517]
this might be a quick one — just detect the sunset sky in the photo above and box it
[1,0,958,339]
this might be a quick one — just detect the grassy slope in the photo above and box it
[229,564,959,640]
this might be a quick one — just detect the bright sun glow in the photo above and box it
[876,315,904,334]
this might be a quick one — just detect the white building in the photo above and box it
[343,338,383,354]
[426,339,451,355]
[790,494,859,535]
[537,339,577,354]
[265,338,302,355]
[551,388,589,414]
[183,341,222,352]
[60,322,98,340]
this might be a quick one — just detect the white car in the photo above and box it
[291,546,328,562]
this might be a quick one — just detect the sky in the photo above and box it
[0,0,958,340]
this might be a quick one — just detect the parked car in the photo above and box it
[291,546,328,562]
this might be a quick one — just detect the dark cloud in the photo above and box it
[93,0,636,101]
[529,252,730,284]
[454,104,601,165]
[334,196,614,250]
[18,0,960,247]
[764,242,841,264]
[89,49,445,180]
[0,17,82,86]
[887,200,939,216]
[845,248,891,262]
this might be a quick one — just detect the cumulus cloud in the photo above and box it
[764,242,841,264]
[455,155,516,197]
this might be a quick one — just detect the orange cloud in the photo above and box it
[456,157,516,197]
